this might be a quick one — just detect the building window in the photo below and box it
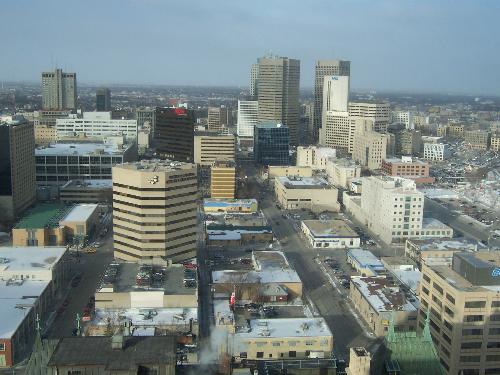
[272,342,281,347]
[445,294,455,305]
[0,343,4,351]
[460,370,480,375]
[256,352,264,358]
[444,306,454,318]
[460,356,481,363]
[433,283,443,295]
[487,342,500,349]
[462,328,483,336]
[443,320,453,331]
[465,301,486,309]
[486,369,500,375]
[490,328,500,335]
[461,342,482,350]
[487,355,500,362]
[305,340,315,346]
[423,274,431,283]
[464,315,484,323]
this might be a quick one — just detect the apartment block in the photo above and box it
[211,160,236,199]
[352,131,390,170]
[41,69,77,111]
[296,146,336,170]
[419,252,500,375]
[193,132,235,165]
[112,160,198,262]
[154,107,195,162]
[464,130,491,151]
[382,157,434,184]
[326,158,361,189]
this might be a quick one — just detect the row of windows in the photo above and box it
[36,155,123,164]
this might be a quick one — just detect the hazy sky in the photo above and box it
[1,0,499,95]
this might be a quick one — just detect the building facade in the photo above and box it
[381,157,434,184]
[423,143,450,161]
[135,107,156,135]
[154,107,195,162]
[464,130,491,151]
[207,106,231,132]
[211,160,236,199]
[237,100,258,138]
[41,69,77,111]
[301,219,360,248]
[489,132,500,152]
[112,160,198,262]
[349,102,390,133]
[253,122,290,166]
[326,158,361,189]
[352,131,390,170]
[193,132,235,165]
[296,146,336,170]
[96,88,111,111]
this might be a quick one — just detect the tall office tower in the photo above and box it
[96,87,111,111]
[211,160,236,199]
[257,56,300,145]
[322,75,350,113]
[250,63,259,98]
[194,132,236,166]
[0,116,36,221]
[41,68,77,110]
[348,102,390,133]
[237,100,259,138]
[312,60,350,142]
[155,107,195,162]
[112,160,198,262]
[253,122,290,166]
[320,114,373,154]
[207,106,231,132]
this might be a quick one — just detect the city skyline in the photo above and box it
[0,0,499,95]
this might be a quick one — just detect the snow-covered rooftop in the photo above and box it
[61,204,98,223]
[92,307,198,327]
[347,249,384,270]
[235,318,331,339]
[279,176,331,189]
[212,269,301,284]
[35,142,131,156]
[0,247,67,279]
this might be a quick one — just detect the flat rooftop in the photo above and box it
[35,142,131,156]
[384,158,428,165]
[116,159,194,172]
[348,249,385,270]
[61,179,112,189]
[14,203,72,229]
[204,198,258,210]
[235,318,331,339]
[279,176,331,189]
[212,268,301,284]
[302,219,358,238]
[351,276,417,313]
[252,251,290,270]
[61,204,98,223]
[0,247,67,276]
[92,307,197,327]
[409,238,479,252]
[422,218,452,231]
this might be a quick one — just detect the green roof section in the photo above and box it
[15,203,72,229]
[384,312,445,375]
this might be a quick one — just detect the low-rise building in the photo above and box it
[381,157,434,184]
[326,158,361,189]
[59,179,112,204]
[296,146,336,170]
[347,249,385,276]
[203,198,258,214]
[301,219,360,248]
[34,124,57,144]
[423,143,450,161]
[206,225,273,246]
[464,129,491,150]
[405,238,480,267]
[274,176,340,213]
[267,166,313,181]
[350,276,417,337]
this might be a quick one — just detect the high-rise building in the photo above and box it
[154,107,195,162]
[348,102,390,133]
[296,146,336,170]
[257,56,300,145]
[211,160,236,199]
[207,106,231,132]
[96,88,111,111]
[419,251,500,375]
[254,122,290,166]
[0,116,36,221]
[41,68,77,110]
[320,114,373,153]
[322,75,350,113]
[250,63,259,98]
[194,132,236,166]
[112,160,198,262]
[237,100,258,138]
[313,60,350,142]
[352,130,391,170]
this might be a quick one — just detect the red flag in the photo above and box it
[230,292,236,306]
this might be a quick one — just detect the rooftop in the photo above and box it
[35,142,132,156]
[60,204,98,223]
[92,307,197,328]
[235,318,331,339]
[212,268,301,284]
[347,249,385,271]
[116,159,194,172]
[278,176,331,189]
[14,203,72,229]
[302,219,358,238]
[61,179,112,189]
[384,158,428,165]
[252,251,290,270]
[351,276,417,313]
[422,218,452,231]
[256,122,288,129]
[409,238,479,252]
[0,247,67,278]
[204,198,258,210]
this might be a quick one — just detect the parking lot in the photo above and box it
[436,197,500,226]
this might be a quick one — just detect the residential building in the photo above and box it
[312,60,350,142]
[352,131,390,170]
[41,69,77,111]
[274,176,340,213]
[112,160,198,262]
[301,219,360,248]
[253,122,290,166]
[326,158,361,189]
[135,107,156,135]
[211,160,236,199]
[207,106,231,132]
[349,102,390,133]
[236,100,258,138]
[382,157,434,184]
[250,63,259,98]
[296,146,336,170]
[203,198,257,214]
[489,132,500,152]
[59,179,112,204]
[35,142,137,185]
[0,246,69,368]
[0,116,36,221]
[448,124,465,139]
[96,87,111,111]
[424,143,450,161]
[154,107,195,162]
[405,238,480,267]
[464,130,491,150]
[56,112,137,141]
[350,276,417,337]
[193,132,235,165]
[257,56,300,145]
[419,252,500,375]
[347,249,385,276]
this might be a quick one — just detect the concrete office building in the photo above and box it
[211,160,236,199]
[419,252,500,375]
[193,132,235,166]
[34,110,72,129]
[464,130,491,151]
[254,122,290,166]
[257,56,300,145]
[392,111,414,129]
[250,63,259,98]
[349,102,390,133]
[207,106,231,132]
[320,113,373,153]
[59,180,112,204]
[34,124,57,145]
[490,132,500,152]
[96,88,111,111]
[296,146,336,170]
[423,143,450,161]
[135,107,156,135]
[41,69,77,111]
[112,160,198,262]
[0,116,36,221]
[405,238,480,268]
[35,142,136,185]
[56,112,137,141]
[312,60,350,142]
[352,131,390,170]
[382,157,434,184]
[326,158,361,189]
[237,100,258,138]
[155,107,195,162]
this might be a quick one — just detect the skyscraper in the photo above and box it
[0,116,36,221]
[254,122,290,166]
[250,63,259,98]
[96,87,111,111]
[312,60,350,142]
[155,107,195,162]
[41,68,77,110]
[237,100,258,138]
[207,106,231,132]
[322,75,350,113]
[257,56,300,146]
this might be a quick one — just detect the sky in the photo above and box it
[1,0,499,95]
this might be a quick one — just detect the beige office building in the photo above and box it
[352,131,390,170]
[0,116,36,221]
[349,102,390,133]
[41,69,77,110]
[419,252,500,375]
[491,132,500,152]
[193,132,235,165]
[326,158,361,189]
[34,124,57,144]
[296,146,336,170]
[320,113,373,153]
[211,160,236,199]
[464,130,491,151]
[112,160,198,262]
[207,106,231,132]
[257,56,300,145]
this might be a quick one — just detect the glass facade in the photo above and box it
[254,123,290,166]
[0,127,12,195]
